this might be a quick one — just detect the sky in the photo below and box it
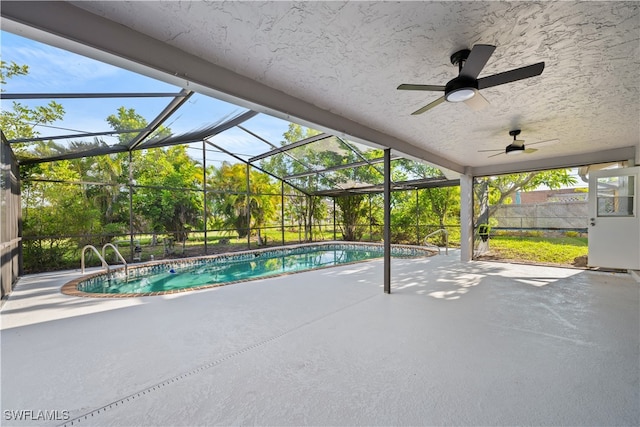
[0,30,293,164]
[1,30,588,188]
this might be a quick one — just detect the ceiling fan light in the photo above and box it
[505,144,525,155]
[445,87,476,102]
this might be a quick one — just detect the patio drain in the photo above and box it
[59,293,379,426]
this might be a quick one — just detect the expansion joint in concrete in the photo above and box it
[59,293,379,426]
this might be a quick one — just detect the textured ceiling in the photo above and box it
[4,1,640,175]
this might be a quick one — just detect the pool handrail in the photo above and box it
[102,243,128,276]
[81,245,110,274]
[423,228,448,255]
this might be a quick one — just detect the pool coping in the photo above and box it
[61,241,438,298]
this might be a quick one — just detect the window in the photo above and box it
[596,175,635,217]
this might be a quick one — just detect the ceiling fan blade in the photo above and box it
[459,44,496,79]
[411,96,445,115]
[524,148,538,154]
[526,138,559,146]
[477,149,503,152]
[477,62,545,90]
[463,91,490,111]
[488,152,504,158]
[397,84,446,91]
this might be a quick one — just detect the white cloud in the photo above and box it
[2,36,120,92]
[2,31,171,93]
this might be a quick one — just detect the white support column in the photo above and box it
[459,173,474,262]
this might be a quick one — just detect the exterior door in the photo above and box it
[588,166,640,270]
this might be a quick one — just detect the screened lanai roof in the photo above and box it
[1,32,457,196]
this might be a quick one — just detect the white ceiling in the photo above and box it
[2,1,639,176]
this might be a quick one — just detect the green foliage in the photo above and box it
[5,55,464,270]
[261,124,328,240]
[86,153,128,226]
[0,61,65,149]
[389,190,417,242]
[22,161,103,271]
[474,169,578,225]
[261,123,322,178]
[208,162,279,239]
[335,194,369,241]
[265,125,388,241]
[387,161,460,244]
[0,101,65,144]
[2,60,80,270]
[105,107,203,241]
[133,146,203,241]
[106,106,171,144]
[424,186,460,244]
[261,125,461,244]
[0,60,29,85]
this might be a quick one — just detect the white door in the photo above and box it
[588,166,640,270]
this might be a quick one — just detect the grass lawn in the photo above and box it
[481,235,588,266]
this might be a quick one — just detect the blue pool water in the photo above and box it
[76,243,432,295]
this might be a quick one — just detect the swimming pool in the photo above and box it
[62,242,435,297]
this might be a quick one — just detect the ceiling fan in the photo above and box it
[397,44,545,115]
[478,130,559,158]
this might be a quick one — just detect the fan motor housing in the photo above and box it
[505,144,525,155]
[444,77,478,101]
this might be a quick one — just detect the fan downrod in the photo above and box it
[450,49,471,72]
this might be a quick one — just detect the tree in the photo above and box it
[387,160,459,244]
[261,123,463,243]
[474,170,578,226]
[0,61,28,85]
[104,107,202,241]
[261,123,326,241]
[0,61,65,149]
[0,62,102,271]
[335,194,369,241]
[21,159,102,270]
[87,152,127,231]
[208,162,278,239]
[324,140,384,241]
[133,146,203,241]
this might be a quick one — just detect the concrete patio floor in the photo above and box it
[1,252,638,426]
